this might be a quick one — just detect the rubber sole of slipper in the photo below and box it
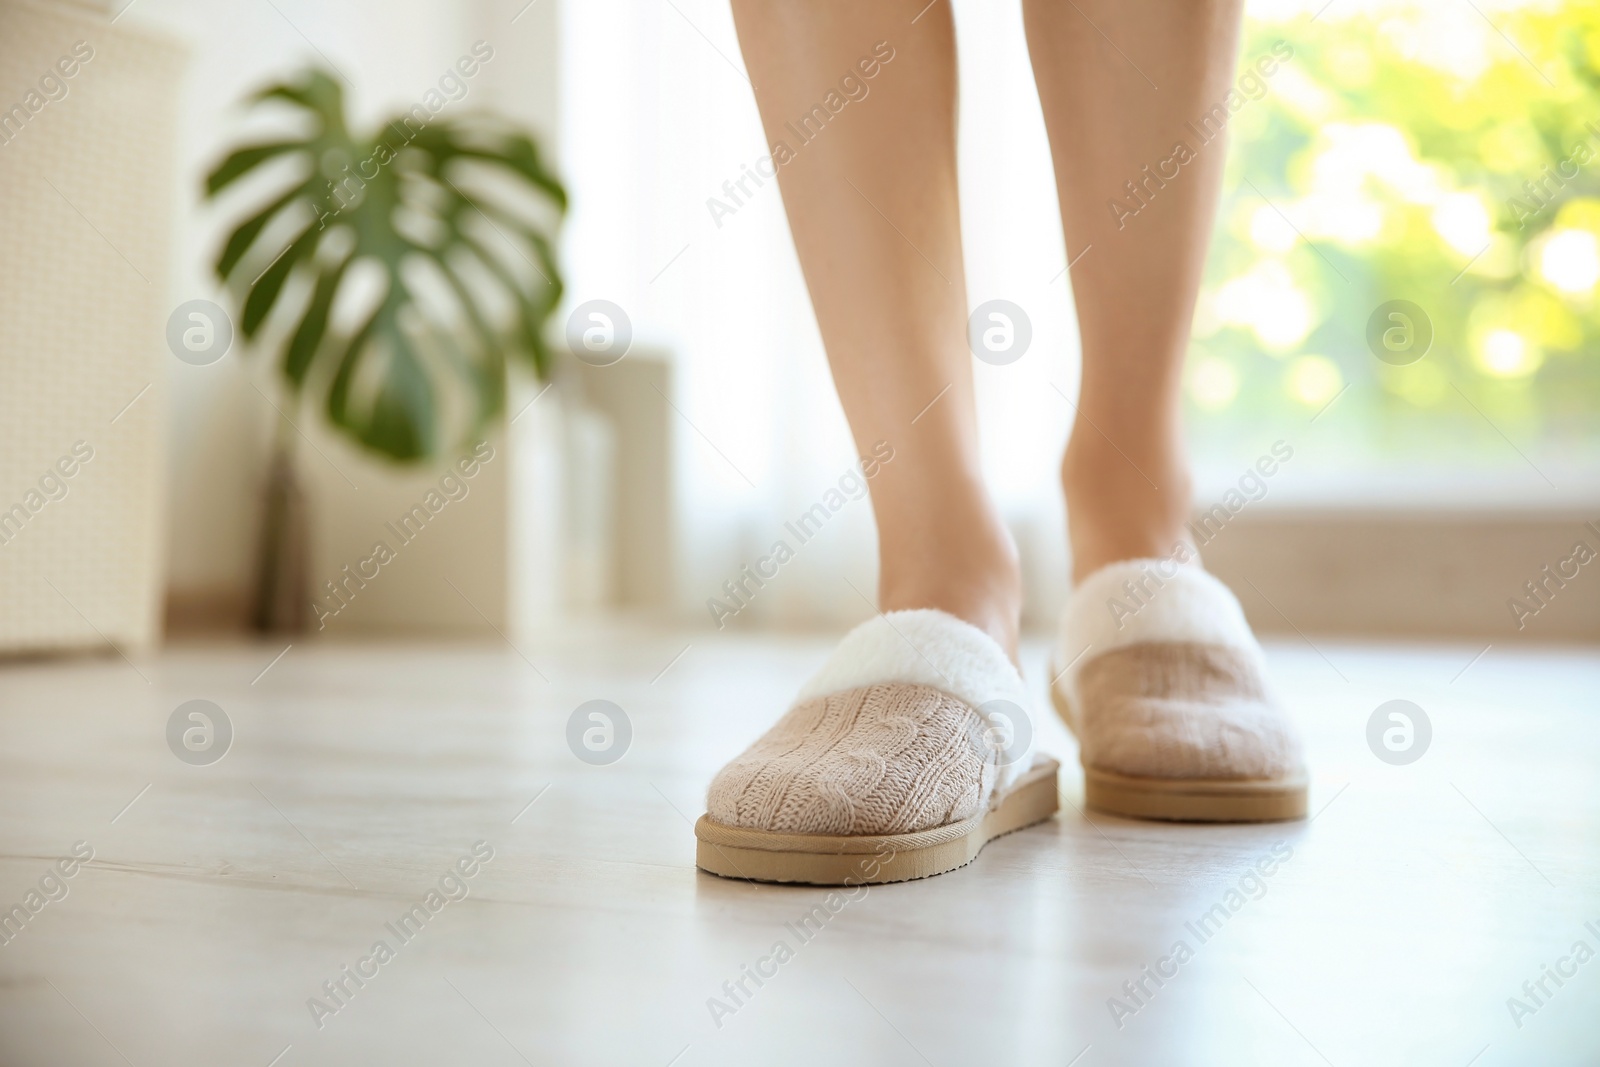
[1049,675,1307,823]
[694,757,1060,886]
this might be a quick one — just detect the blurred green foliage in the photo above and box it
[207,71,565,462]
[1191,0,1598,463]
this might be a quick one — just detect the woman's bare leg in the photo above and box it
[730,0,1021,658]
[1022,0,1245,580]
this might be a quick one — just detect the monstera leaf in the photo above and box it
[206,70,566,461]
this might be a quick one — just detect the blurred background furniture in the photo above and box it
[0,0,182,654]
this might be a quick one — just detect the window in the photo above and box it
[1191,0,1600,501]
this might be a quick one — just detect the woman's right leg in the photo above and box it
[700,3,1061,880]
[729,0,1020,661]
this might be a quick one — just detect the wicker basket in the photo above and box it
[0,0,183,654]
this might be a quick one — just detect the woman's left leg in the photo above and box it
[1023,0,1309,822]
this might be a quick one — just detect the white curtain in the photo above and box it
[559,0,1078,629]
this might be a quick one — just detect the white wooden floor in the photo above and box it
[1,626,1597,1067]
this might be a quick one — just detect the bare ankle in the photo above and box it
[877,518,1022,665]
[1063,436,1193,584]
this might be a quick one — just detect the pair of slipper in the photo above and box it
[694,559,1307,885]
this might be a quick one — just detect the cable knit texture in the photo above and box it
[706,682,996,836]
[1072,642,1302,780]
[1056,559,1305,782]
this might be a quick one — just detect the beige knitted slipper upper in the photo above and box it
[706,609,1035,837]
[1054,558,1305,782]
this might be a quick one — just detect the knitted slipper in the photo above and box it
[696,609,1059,885]
[1050,559,1307,822]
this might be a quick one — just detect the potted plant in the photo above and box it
[205,69,566,631]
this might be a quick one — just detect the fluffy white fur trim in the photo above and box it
[1055,559,1264,708]
[796,609,1034,792]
